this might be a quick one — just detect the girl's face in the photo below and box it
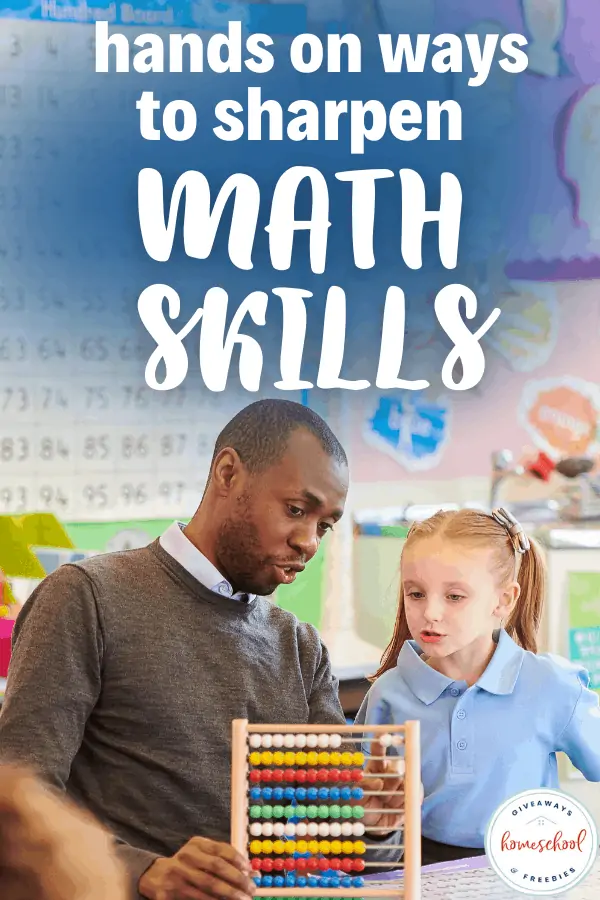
[401,536,517,660]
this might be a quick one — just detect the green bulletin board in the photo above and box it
[568,572,600,696]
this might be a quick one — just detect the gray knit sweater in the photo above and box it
[0,541,401,897]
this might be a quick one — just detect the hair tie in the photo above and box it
[491,507,530,554]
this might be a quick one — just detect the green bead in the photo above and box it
[353,806,365,819]
[250,805,261,819]
[318,805,329,819]
[341,805,353,819]
[329,805,341,818]
[295,805,307,818]
[273,805,284,818]
[307,805,318,818]
[261,805,273,819]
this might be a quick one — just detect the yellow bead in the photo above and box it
[341,752,353,766]
[354,841,366,854]
[330,840,342,854]
[295,751,307,765]
[329,752,342,765]
[273,840,285,854]
[262,840,273,854]
[319,841,331,855]
[261,751,273,765]
[250,840,262,855]
[353,752,365,766]
[308,840,320,855]
[249,752,261,766]
[317,752,330,765]
[296,840,308,854]
[284,752,296,766]
[342,841,354,855]
[306,751,319,766]
[272,751,284,766]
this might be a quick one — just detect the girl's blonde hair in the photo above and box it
[371,508,546,681]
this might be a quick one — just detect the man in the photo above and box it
[0,400,403,900]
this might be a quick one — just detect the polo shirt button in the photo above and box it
[457,740,467,751]
[218,583,231,596]
[456,710,466,720]
[450,688,459,697]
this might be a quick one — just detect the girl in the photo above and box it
[355,507,600,865]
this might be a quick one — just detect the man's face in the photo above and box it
[215,429,348,595]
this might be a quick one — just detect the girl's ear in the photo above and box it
[495,581,520,622]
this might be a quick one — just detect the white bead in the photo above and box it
[272,734,284,748]
[353,824,365,836]
[295,734,307,748]
[341,823,353,836]
[391,735,403,747]
[329,734,342,748]
[284,734,296,748]
[262,823,273,837]
[318,823,330,837]
[329,823,342,837]
[379,733,392,748]
[273,823,285,837]
[306,734,318,748]
[250,823,262,836]
[261,735,273,749]
[285,823,296,836]
[296,822,308,837]
[307,823,319,836]
[317,734,330,748]
[249,735,262,748]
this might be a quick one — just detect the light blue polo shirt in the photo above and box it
[355,629,600,848]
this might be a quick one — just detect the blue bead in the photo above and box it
[351,787,364,800]
[320,877,331,888]
[342,877,352,888]
[330,877,341,887]
[284,787,295,800]
[330,788,341,802]
[285,875,296,887]
[252,876,261,886]
[353,876,365,887]
[307,787,318,802]
[296,787,307,802]
[262,876,273,888]
[273,876,285,888]
[318,787,329,800]
[297,876,307,888]
[250,787,262,801]
[308,876,319,888]
[273,788,284,802]
[340,787,351,801]
[262,787,273,802]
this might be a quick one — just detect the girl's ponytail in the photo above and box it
[505,536,546,653]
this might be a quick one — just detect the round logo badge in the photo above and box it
[485,789,598,895]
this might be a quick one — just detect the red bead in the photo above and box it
[273,859,285,872]
[307,859,319,872]
[284,769,296,783]
[340,770,352,782]
[262,860,273,873]
[318,859,329,871]
[329,769,340,782]
[272,769,284,782]
[249,771,261,783]
[341,859,353,873]
[353,860,365,872]
[261,770,273,782]
[295,770,307,783]
[306,770,317,783]
[351,769,363,782]
[296,859,307,872]
[251,859,262,871]
[330,859,341,871]
[317,769,329,782]
[284,859,296,871]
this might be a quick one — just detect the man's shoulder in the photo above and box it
[256,600,324,652]
[74,543,158,580]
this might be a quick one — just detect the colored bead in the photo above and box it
[307,787,318,802]
[295,787,306,801]
[295,769,307,783]
[330,734,342,748]
[252,875,261,887]
[307,805,318,818]
[353,876,365,887]
[307,823,319,836]
[262,840,273,854]
[317,769,329,783]
[297,876,308,887]
[262,787,273,802]
[262,859,273,873]
[318,858,329,871]
[284,787,295,800]
[272,751,284,766]
[273,875,285,887]
[308,841,320,856]
[329,840,342,854]
[250,805,261,819]
[391,735,403,747]
[249,770,261,783]
[295,805,307,819]
[351,788,364,800]
[273,805,284,818]
[251,858,262,870]
[341,859,353,873]
[250,788,262,802]
[340,787,351,801]
[249,752,261,766]
[295,734,307,748]
[273,840,285,854]
[272,823,285,837]
[318,823,330,837]
[249,840,262,855]
[329,752,342,765]
[353,806,364,819]
[353,752,365,766]
[307,752,319,766]
[379,733,392,747]
[341,823,353,836]
[353,823,365,836]
[296,859,307,872]
[261,770,272,782]
[353,858,366,871]
[330,857,341,870]
[283,768,296,782]
[284,752,295,766]
[329,769,341,782]
[272,769,284,782]
[341,752,353,766]
[318,733,330,748]
[329,805,341,818]
[282,805,293,818]
[340,770,352,782]
[320,876,331,887]
[306,734,318,748]
[318,788,329,800]
[285,841,296,854]
[296,822,307,836]
[342,876,353,887]
[354,841,366,854]
[262,875,273,887]
[319,840,331,854]
[308,875,319,887]
[342,841,354,855]
[329,788,340,802]
[306,770,318,783]
[272,734,284,748]
[318,752,330,765]
[260,751,274,766]
[262,823,274,837]
[284,734,296,748]
[273,858,285,871]
[261,805,273,819]
[330,877,341,887]
[261,734,273,749]
[318,805,329,819]
[330,823,342,837]
[249,734,262,748]
[351,769,363,782]
[249,823,262,836]
[272,788,284,802]
[296,840,308,853]
[295,751,307,766]
[284,823,295,836]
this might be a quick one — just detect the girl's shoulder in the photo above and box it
[521,648,590,698]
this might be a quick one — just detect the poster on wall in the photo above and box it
[363,393,451,472]
[519,376,600,458]
[485,281,559,372]
[568,572,600,696]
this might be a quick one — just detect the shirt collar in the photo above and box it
[159,522,255,603]
[396,629,525,705]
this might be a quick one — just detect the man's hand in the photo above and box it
[138,837,255,900]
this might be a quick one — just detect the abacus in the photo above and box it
[231,721,420,899]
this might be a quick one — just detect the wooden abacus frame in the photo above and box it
[231,721,421,899]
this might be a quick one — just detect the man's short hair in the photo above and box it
[210,399,347,474]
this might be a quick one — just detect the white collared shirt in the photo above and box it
[159,522,254,603]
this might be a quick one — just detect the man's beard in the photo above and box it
[214,498,273,595]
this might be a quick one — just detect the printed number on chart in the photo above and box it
[39,485,69,510]
[0,437,29,462]
[0,486,28,513]
[1,387,30,412]
[82,435,110,460]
